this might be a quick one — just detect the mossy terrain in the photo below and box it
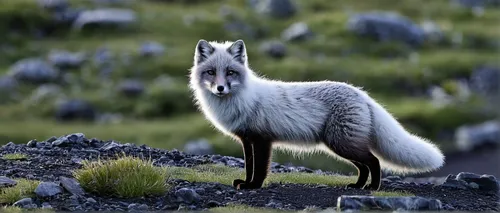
[0,0,499,173]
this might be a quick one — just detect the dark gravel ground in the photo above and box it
[0,134,499,212]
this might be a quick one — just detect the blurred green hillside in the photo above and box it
[0,0,499,173]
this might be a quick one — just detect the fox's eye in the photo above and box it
[227,70,236,76]
[206,70,215,75]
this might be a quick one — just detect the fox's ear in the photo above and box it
[194,39,214,65]
[227,39,247,65]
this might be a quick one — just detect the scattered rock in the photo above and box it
[337,195,442,211]
[117,79,145,97]
[281,22,314,42]
[442,173,499,192]
[35,182,63,198]
[420,20,444,43]
[128,203,149,211]
[54,99,97,122]
[48,50,87,69]
[456,172,499,192]
[38,0,69,11]
[140,41,165,57]
[0,176,17,188]
[259,40,287,59]
[13,198,34,208]
[254,0,297,19]
[455,120,500,152]
[451,0,500,8]
[469,65,500,97]
[73,9,137,30]
[175,188,201,204]
[183,139,213,155]
[346,11,426,47]
[59,176,85,195]
[8,58,59,84]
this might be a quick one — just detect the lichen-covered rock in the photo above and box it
[337,195,442,211]
[72,9,137,30]
[117,79,145,97]
[8,58,59,84]
[281,22,313,42]
[140,41,165,57]
[259,40,287,59]
[54,99,97,122]
[346,11,426,47]
[455,120,500,152]
[469,66,500,97]
[175,188,201,204]
[47,50,87,69]
[253,0,297,19]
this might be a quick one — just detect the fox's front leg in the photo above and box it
[235,141,272,190]
[233,141,254,187]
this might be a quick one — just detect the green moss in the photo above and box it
[73,155,170,198]
[1,153,27,161]
[0,179,40,205]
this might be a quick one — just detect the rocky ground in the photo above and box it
[0,133,499,212]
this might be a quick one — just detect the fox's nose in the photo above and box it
[217,85,225,92]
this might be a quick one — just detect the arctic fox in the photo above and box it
[188,39,445,190]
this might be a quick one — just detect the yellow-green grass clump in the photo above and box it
[0,179,40,205]
[73,156,170,198]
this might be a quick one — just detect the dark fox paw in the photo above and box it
[232,179,246,188]
[363,183,380,191]
[345,183,364,189]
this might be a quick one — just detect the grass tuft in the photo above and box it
[1,153,27,161]
[166,164,357,187]
[72,155,170,198]
[372,190,415,197]
[0,179,40,204]
[0,206,55,213]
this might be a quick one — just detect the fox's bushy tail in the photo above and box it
[363,94,445,174]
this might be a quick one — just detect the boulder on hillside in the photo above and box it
[346,11,426,47]
[72,8,137,30]
[8,58,59,84]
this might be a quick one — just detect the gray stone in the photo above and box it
[454,120,500,152]
[59,176,85,195]
[469,66,500,97]
[0,176,17,188]
[100,141,122,151]
[456,172,499,191]
[337,195,442,211]
[175,188,201,204]
[52,133,86,146]
[128,203,148,211]
[48,50,87,69]
[259,40,287,59]
[452,0,500,8]
[73,9,137,30]
[254,0,297,19]
[346,11,426,47]
[183,139,213,155]
[140,41,165,57]
[38,0,69,11]
[281,22,313,42]
[117,79,145,97]
[55,99,97,121]
[8,58,59,84]
[41,202,53,209]
[13,198,33,208]
[35,182,63,198]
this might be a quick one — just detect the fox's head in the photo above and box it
[190,39,250,97]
